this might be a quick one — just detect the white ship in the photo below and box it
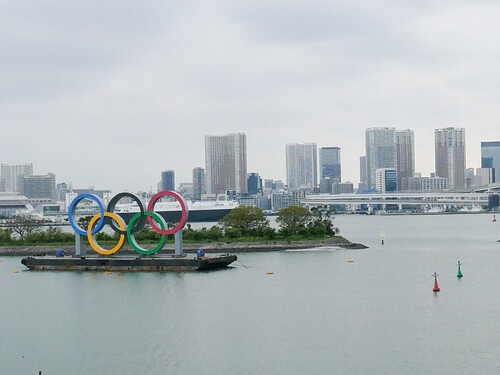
[114,195,239,223]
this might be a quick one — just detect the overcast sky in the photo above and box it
[2,1,500,193]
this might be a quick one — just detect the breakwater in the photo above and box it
[0,236,366,256]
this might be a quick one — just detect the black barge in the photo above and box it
[21,254,237,272]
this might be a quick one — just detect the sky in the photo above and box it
[2,0,500,193]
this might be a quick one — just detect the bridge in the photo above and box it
[301,191,498,211]
[473,183,500,193]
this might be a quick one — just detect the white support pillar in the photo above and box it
[174,231,183,257]
[75,234,85,257]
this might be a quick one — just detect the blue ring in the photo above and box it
[68,193,106,236]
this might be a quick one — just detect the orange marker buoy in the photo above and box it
[266,272,274,275]
[433,272,440,292]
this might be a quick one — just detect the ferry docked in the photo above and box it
[113,195,239,223]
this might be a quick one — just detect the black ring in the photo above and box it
[106,193,146,235]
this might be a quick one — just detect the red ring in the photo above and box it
[147,190,188,235]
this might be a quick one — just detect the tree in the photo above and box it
[309,205,339,236]
[276,206,311,235]
[9,214,44,242]
[78,215,93,230]
[0,228,13,245]
[219,206,270,236]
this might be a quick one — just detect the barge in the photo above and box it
[21,254,237,272]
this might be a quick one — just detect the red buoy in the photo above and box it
[433,272,440,292]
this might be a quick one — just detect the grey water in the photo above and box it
[1,213,500,374]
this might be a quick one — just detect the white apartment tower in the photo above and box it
[0,163,33,193]
[286,143,318,190]
[434,128,466,190]
[205,133,247,195]
[365,128,397,190]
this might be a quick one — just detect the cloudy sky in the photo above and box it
[2,1,500,193]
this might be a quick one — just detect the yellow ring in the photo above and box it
[87,212,126,255]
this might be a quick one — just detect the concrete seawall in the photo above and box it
[0,236,367,256]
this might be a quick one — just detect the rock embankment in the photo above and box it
[0,235,367,256]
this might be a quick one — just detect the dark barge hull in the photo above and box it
[21,254,237,272]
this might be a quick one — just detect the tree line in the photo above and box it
[0,205,339,246]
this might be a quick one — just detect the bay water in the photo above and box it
[1,213,499,374]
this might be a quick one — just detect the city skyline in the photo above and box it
[2,2,500,192]
[1,128,499,194]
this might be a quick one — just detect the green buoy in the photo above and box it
[457,260,463,279]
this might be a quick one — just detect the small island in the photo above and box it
[0,205,367,256]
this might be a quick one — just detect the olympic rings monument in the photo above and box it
[21,190,237,271]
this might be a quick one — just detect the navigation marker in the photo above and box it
[433,272,440,292]
[457,261,463,279]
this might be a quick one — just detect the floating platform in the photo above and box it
[21,254,237,272]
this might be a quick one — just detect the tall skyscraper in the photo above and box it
[396,130,415,190]
[160,170,175,191]
[434,128,466,190]
[205,133,247,195]
[192,167,205,201]
[286,143,317,190]
[0,163,33,192]
[319,147,341,182]
[481,141,500,183]
[359,156,368,191]
[365,128,397,190]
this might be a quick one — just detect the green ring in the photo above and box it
[127,211,167,255]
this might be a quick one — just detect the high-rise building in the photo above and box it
[19,173,56,202]
[160,170,175,191]
[481,141,500,183]
[286,143,317,190]
[396,130,415,190]
[359,156,368,191]
[375,168,397,193]
[474,168,494,187]
[205,133,247,195]
[319,147,341,182]
[263,179,284,193]
[0,163,33,193]
[365,128,397,190]
[319,178,333,194]
[434,128,466,190]
[177,183,193,199]
[247,173,262,195]
[192,167,205,201]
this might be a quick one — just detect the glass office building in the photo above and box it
[481,141,500,183]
